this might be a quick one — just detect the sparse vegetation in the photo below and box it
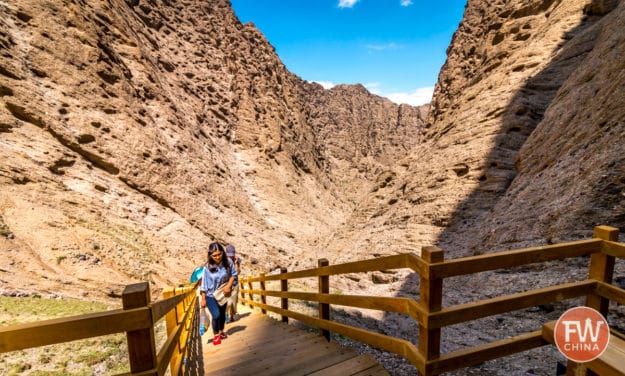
[0,215,12,238]
[0,297,130,374]
[68,216,157,279]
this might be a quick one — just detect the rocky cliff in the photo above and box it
[0,0,426,299]
[324,0,625,263]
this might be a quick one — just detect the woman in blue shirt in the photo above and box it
[200,242,237,345]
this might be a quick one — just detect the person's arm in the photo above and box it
[200,291,207,308]
[223,258,237,294]
[200,266,213,303]
[223,275,235,295]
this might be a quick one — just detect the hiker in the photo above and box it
[200,242,237,345]
[225,244,242,322]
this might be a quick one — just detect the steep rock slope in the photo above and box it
[0,0,426,298]
[324,0,624,263]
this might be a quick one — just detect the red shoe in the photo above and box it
[220,332,228,339]
[212,334,221,346]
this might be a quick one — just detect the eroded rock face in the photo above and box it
[0,0,426,298]
[324,0,625,262]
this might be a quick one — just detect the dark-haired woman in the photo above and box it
[200,242,237,345]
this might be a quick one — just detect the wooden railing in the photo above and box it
[1,225,623,375]
[239,225,625,375]
[0,280,200,375]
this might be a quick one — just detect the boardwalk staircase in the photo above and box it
[1,225,625,375]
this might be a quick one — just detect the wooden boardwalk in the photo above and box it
[195,306,389,376]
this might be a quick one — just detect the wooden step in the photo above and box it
[200,308,388,375]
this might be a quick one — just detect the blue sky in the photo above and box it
[230,0,466,106]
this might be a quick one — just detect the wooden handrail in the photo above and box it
[428,280,596,328]
[247,253,425,282]
[0,307,151,353]
[155,293,197,376]
[425,331,546,375]
[601,239,625,258]
[245,289,427,325]
[0,280,200,376]
[240,225,625,375]
[151,284,195,323]
[428,238,602,279]
[595,281,625,306]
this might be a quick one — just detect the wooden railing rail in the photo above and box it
[0,307,152,353]
[0,280,200,376]
[240,225,625,375]
[246,253,425,282]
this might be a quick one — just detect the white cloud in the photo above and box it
[338,0,359,8]
[364,82,381,94]
[365,42,403,51]
[314,81,335,89]
[400,0,413,6]
[384,86,434,106]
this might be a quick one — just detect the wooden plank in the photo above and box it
[306,354,382,376]
[430,280,596,328]
[595,281,625,305]
[429,239,602,279]
[203,324,309,361]
[426,331,546,375]
[585,335,625,376]
[207,333,335,375]
[243,290,426,326]
[204,330,328,371]
[542,321,555,343]
[602,240,625,259]
[248,290,421,316]
[351,366,391,376]
[278,345,360,376]
[151,290,191,323]
[256,341,356,376]
[0,307,151,353]
[252,254,416,282]
[203,312,389,376]
[247,301,425,370]
[202,311,307,351]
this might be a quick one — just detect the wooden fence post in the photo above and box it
[163,287,176,336]
[247,276,254,308]
[587,225,619,315]
[281,267,289,323]
[122,282,157,374]
[318,258,330,341]
[240,275,246,305]
[419,246,444,368]
[162,287,178,374]
[260,272,267,314]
